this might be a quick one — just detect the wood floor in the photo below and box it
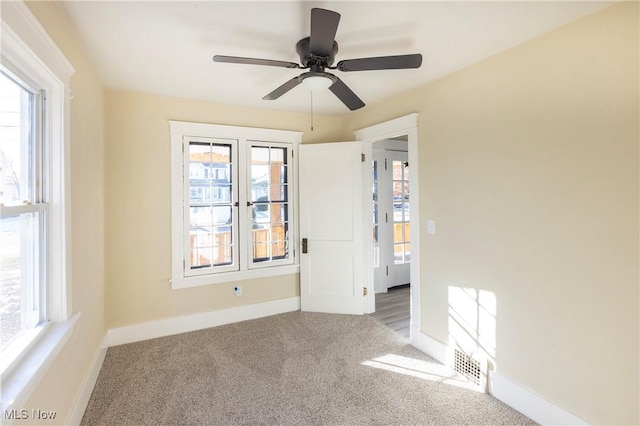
[369,285,410,339]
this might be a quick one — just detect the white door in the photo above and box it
[299,142,370,315]
[373,149,411,292]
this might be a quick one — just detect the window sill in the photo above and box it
[171,264,300,289]
[1,312,80,414]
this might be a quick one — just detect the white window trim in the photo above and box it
[1,0,75,415]
[170,121,301,290]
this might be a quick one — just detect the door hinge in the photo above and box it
[385,212,388,223]
[361,153,366,162]
[363,287,368,296]
[386,266,389,276]
[384,158,387,170]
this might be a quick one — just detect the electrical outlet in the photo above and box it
[234,286,242,296]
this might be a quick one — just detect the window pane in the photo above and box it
[252,204,270,224]
[251,165,269,185]
[394,243,404,264]
[249,144,290,264]
[270,147,285,163]
[372,159,379,268]
[393,224,403,243]
[403,202,410,222]
[1,68,44,370]
[1,213,42,353]
[189,225,233,268]
[189,206,232,227]
[188,141,235,270]
[0,71,35,205]
[392,161,403,180]
[270,164,287,185]
[251,146,269,164]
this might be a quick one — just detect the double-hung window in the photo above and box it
[0,65,46,363]
[171,122,300,289]
[1,0,74,411]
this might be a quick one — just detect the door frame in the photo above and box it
[354,113,421,344]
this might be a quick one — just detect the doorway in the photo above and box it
[355,113,420,345]
[370,137,411,338]
[372,138,410,293]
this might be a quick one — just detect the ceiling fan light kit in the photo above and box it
[301,74,334,91]
[213,8,422,111]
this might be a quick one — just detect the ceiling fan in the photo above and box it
[213,8,422,111]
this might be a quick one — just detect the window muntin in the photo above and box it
[392,160,410,264]
[0,67,47,369]
[372,159,380,268]
[185,138,238,275]
[249,143,292,266]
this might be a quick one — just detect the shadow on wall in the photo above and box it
[448,286,497,389]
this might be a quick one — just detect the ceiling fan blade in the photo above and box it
[336,54,422,72]
[213,55,300,69]
[329,77,365,111]
[310,8,340,57]
[263,77,301,100]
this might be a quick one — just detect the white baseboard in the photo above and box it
[105,297,301,348]
[410,327,448,365]
[410,330,589,424]
[67,337,108,426]
[490,371,589,425]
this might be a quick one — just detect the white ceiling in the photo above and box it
[59,1,611,116]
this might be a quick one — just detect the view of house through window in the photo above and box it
[0,67,46,365]
[188,141,235,269]
[184,137,293,276]
[250,145,289,263]
[393,160,410,264]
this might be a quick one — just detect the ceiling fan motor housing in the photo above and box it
[296,37,339,70]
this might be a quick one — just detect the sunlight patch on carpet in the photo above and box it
[362,353,479,391]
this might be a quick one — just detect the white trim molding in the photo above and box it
[0,1,75,86]
[354,113,418,142]
[412,330,448,365]
[105,297,301,348]
[490,372,589,425]
[1,313,80,415]
[67,338,108,426]
[353,114,421,344]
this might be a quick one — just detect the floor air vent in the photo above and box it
[453,348,482,387]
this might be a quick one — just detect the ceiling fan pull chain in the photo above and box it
[310,91,314,132]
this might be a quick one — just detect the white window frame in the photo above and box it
[246,140,294,270]
[1,0,76,414]
[183,136,239,277]
[170,121,301,289]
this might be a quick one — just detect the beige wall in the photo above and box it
[19,1,106,423]
[105,90,344,328]
[344,3,638,424]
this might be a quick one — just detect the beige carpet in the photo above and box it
[82,311,535,425]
